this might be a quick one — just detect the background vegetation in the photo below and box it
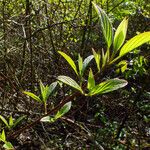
[0,0,150,149]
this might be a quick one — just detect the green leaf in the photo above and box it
[3,142,14,150]
[57,75,83,93]
[102,48,109,68]
[120,32,150,57]
[1,130,6,142]
[92,2,113,48]
[0,115,9,129]
[82,55,94,76]
[42,82,57,102]
[40,116,55,123]
[109,32,150,65]
[47,82,58,97]
[92,48,101,72]
[42,85,49,102]
[78,54,83,76]
[55,101,72,119]
[58,51,78,75]
[43,87,49,102]
[13,116,26,128]
[88,78,127,96]
[9,116,14,128]
[113,17,128,52]
[23,91,42,103]
[87,69,95,90]
[40,80,45,99]
[0,136,4,142]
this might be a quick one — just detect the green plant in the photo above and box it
[40,101,72,123]
[24,81,57,114]
[92,2,150,68]
[57,3,150,99]
[57,51,128,96]
[0,130,14,150]
[0,115,26,130]
[58,51,94,83]
[1,0,150,149]
[0,115,25,149]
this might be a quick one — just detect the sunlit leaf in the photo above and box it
[0,136,3,142]
[102,48,109,68]
[88,78,127,96]
[57,76,83,93]
[0,115,9,129]
[87,69,95,90]
[58,51,78,75]
[78,54,83,76]
[109,32,150,65]
[9,116,14,128]
[23,91,42,103]
[1,130,6,142]
[3,142,14,150]
[39,81,53,102]
[120,32,150,57]
[47,82,58,98]
[55,101,72,119]
[113,17,128,52]
[82,55,94,76]
[40,116,55,123]
[92,2,113,48]
[42,82,57,102]
[92,48,101,72]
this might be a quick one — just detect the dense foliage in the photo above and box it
[0,0,150,149]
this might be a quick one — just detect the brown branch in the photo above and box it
[31,19,77,38]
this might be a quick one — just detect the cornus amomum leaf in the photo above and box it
[3,142,14,149]
[92,48,101,72]
[88,78,128,96]
[55,101,72,119]
[41,102,72,122]
[47,82,57,96]
[119,32,150,57]
[24,81,57,114]
[78,54,94,77]
[57,75,83,93]
[0,115,9,129]
[40,116,55,123]
[23,91,42,103]
[0,130,14,149]
[58,51,78,75]
[78,54,83,76]
[113,17,128,53]
[92,2,113,48]
[82,55,94,76]
[9,116,13,127]
[39,81,57,102]
[109,32,150,65]
[87,69,95,90]
[0,130,6,142]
